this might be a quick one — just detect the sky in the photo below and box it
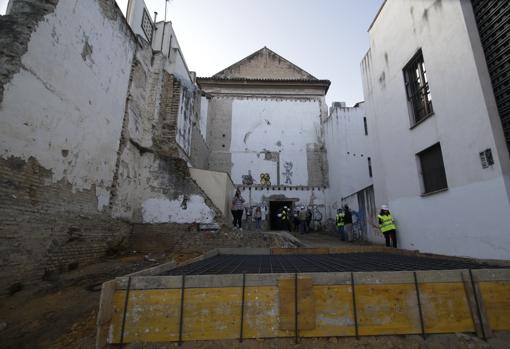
[0,0,383,106]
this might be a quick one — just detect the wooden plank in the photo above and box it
[271,248,329,255]
[420,282,475,334]
[301,285,355,337]
[278,277,315,330]
[479,281,510,331]
[356,283,421,336]
[96,280,116,349]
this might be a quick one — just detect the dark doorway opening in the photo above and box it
[269,200,292,230]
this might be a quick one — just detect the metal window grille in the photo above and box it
[363,117,368,135]
[367,157,372,178]
[141,9,154,43]
[403,50,433,125]
[472,0,510,157]
[418,143,448,194]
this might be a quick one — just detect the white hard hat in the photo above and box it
[277,214,282,218]
[283,206,288,209]
[381,205,389,210]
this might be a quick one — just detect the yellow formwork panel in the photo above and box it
[279,277,315,330]
[419,283,475,333]
[301,285,355,337]
[356,284,421,336]
[110,289,181,343]
[107,281,500,344]
[479,281,510,331]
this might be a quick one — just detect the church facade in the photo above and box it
[198,47,332,229]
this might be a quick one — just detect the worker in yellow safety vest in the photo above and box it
[336,208,346,241]
[377,205,397,248]
[277,206,292,232]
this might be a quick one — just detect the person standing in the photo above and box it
[343,205,353,242]
[336,208,346,241]
[278,206,291,232]
[298,206,307,234]
[306,207,312,233]
[254,206,262,231]
[232,189,245,230]
[377,205,397,248]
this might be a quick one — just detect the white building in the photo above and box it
[361,0,510,259]
[198,47,330,229]
[323,102,377,240]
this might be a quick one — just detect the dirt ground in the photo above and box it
[1,233,509,349]
[0,252,199,349]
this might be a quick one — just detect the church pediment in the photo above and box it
[212,47,317,80]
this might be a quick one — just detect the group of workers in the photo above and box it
[277,205,312,234]
[335,204,397,248]
[233,188,398,248]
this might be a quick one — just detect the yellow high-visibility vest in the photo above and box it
[377,214,396,233]
[336,213,345,227]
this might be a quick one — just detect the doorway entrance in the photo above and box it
[269,200,292,230]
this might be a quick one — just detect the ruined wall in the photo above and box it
[110,42,220,225]
[0,0,135,292]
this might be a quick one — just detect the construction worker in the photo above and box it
[298,206,307,234]
[336,208,346,241]
[343,205,353,242]
[277,206,291,232]
[377,205,397,248]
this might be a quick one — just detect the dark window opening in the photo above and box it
[418,143,448,194]
[167,35,173,58]
[363,117,368,135]
[368,157,373,178]
[403,50,433,125]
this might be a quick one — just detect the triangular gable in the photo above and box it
[212,47,317,80]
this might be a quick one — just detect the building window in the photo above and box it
[403,50,433,125]
[168,35,173,58]
[363,117,368,135]
[141,9,154,43]
[368,157,372,178]
[417,143,448,194]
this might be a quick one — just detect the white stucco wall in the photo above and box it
[0,0,135,210]
[361,0,510,259]
[142,195,215,223]
[230,98,322,186]
[324,103,372,217]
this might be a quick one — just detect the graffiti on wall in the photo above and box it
[283,161,293,184]
[260,173,271,186]
[242,170,254,185]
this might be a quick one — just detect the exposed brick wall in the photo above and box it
[0,157,131,294]
[154,73,182,157]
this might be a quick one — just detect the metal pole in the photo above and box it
[469,269,486,341]
[350,272,359,339]
[413,272,426,338]
[178,274,186,345]
[239,273,246,342]
[119,277,132,349]
[294,272,299,344]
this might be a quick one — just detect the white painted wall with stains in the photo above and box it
[0,0,136,210]
[361,0,510,259]
[230,98,322,186]
[324,102,372,212]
